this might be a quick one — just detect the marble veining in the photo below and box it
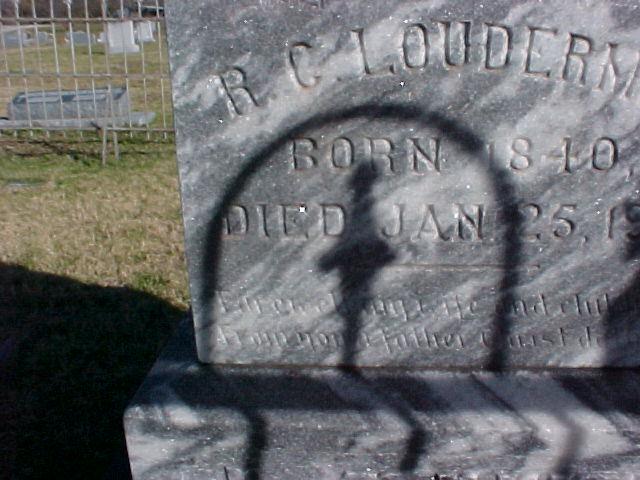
[125,321,640,479]
[126,1,640,477]
[165,0,640,368]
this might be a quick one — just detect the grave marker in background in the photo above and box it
[8,87,129,121]
[64,31,95,45]
[135,21,155,43]
[106,21,139,54]
[34,31,52,45]
[1,28,30,47]
[1,27,52,48]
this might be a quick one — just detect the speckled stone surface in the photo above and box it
[166,0,640,368]
[125,320,640,479]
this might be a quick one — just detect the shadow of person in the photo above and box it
[198,104,523,478]
[318,164,396,367]
[316,164,427,472]
[201,104,521,374]
[603,201,640,366]
[0,262,185,480]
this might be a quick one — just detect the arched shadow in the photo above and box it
[0,262,185,479]
[201,103,522,371]
[198,104,525,477]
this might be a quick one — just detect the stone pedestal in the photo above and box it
[125,321,640,479]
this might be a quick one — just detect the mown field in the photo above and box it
[0,134,187,305]
[0,27,188,478]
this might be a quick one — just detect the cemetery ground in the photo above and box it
[0,134,188,479]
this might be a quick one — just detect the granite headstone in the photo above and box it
[126,1,640,478]
[167,0,640,369]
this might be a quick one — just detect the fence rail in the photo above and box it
[0,0,173,164]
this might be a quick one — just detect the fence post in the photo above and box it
[100,127,109,166]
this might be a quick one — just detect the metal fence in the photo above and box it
[0,0,172,163]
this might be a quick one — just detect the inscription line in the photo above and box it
[390,263,541,271]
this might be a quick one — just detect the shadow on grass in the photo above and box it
[0,131,174,163]
[0,262,186,480]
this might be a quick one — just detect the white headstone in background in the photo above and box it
[106,21,140,54]
[135,21,155,43]
[1,29,30,47]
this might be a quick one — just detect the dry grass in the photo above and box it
[0,135,187,308]
[0,21,183,477]
[0,135,189,479]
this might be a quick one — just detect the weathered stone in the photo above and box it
[8,87,130,121]
[166,0,640,368]
[106,21,139,54]
[135,21,155,43]
[64,31,95,45]
[1,28,30,48]
[125,319,640,479]
[126,1,640,476]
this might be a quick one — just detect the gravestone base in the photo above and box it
[125,320,640,479]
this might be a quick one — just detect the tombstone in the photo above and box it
[125,1,640,478]
[64,31,95,46]
[135,21,155,43]
[8,87,130,121]
[1,29,31,48]
[115,6,132,18]
[34,31,53,45]
[105,21,140,54]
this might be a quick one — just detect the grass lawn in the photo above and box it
[0,134,189,479]
[0,25,188,478]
